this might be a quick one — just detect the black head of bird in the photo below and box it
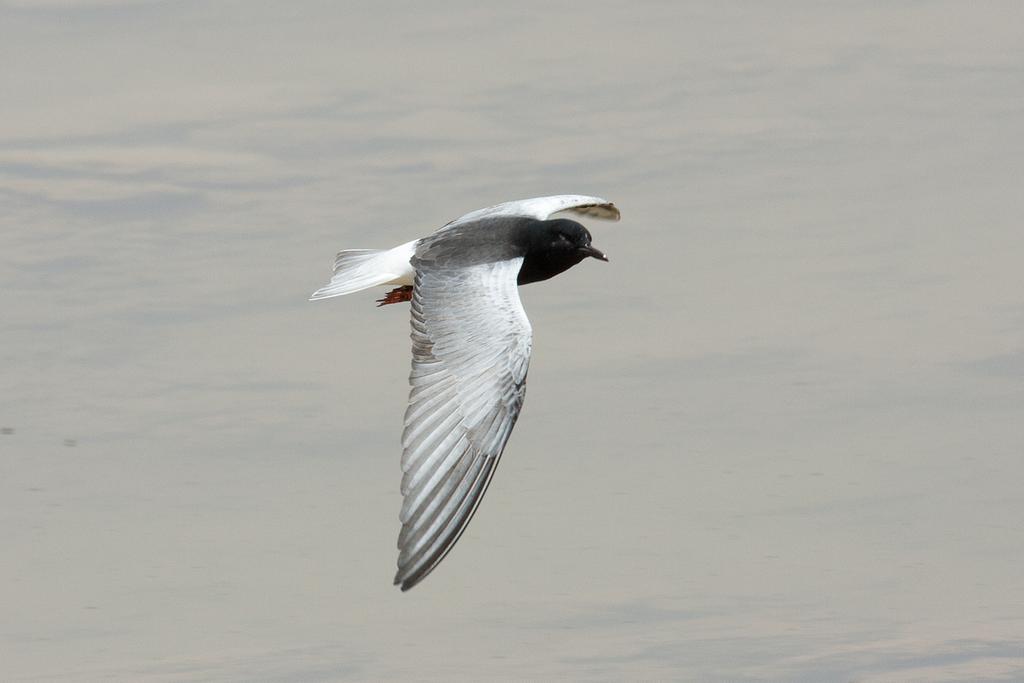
[517,218,609,286]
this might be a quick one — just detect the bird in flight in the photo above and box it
[311,195,619,590]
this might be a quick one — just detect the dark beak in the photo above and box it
[578,244,609,262]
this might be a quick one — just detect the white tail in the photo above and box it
[309,240,417,301]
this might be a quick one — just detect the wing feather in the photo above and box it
[394,257,531,591]
[443,194,620,230]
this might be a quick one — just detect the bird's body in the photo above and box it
[311,195,618,590]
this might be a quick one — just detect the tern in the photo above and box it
[311,195,619,590]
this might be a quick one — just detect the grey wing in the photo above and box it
[394,258,532,591]
[444,194,620,230]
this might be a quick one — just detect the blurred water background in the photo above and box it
[2,2,1023,680]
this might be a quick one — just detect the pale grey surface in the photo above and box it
[3,1,1024,681]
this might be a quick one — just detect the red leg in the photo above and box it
[376,285,414,307]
